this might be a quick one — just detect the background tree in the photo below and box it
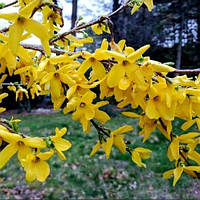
[112,0,200,68]
[71,0,78,30]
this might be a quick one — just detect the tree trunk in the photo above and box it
[53,0,58,5]
[197,12,200,44]
[112,0,120,12]
[176,36,182,69]
[176,10,184,69]
[71,0,78,32]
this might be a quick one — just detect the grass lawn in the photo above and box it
[0,111,199,199]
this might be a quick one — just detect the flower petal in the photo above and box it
[173,166,183,186]
[0,144,17,169]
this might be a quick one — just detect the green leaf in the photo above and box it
[81,31,88,38]
[0,3,5,9]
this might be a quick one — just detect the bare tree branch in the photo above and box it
[174,69,200,75]
[21,43,65,55]
[50,1,130,44]
[0,27,9,33]
[0,1,17,9]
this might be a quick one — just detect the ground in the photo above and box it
[0,110,199,199]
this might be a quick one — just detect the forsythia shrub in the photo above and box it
[0,0,199,186]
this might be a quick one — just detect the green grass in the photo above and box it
[0,112,199,199]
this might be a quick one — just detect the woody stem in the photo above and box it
[90,119,110,137]
[0,1,17,9]
[50,0,130,44]
[179,151,200,179]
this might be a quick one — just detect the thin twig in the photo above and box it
[91,119,110,137]
[13,44,200,76]
[30,3,64,27]
[50,1,130,44]
[0,120,16,133]
[20,44,200,75]
[174,68,200,75]
[159,118,200,178]
[21,43,65,55]
[0,27,9,33]
[0,1,17,9]
[179,151,200,179]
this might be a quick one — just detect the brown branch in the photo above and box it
[0,119,16,133]
[20,44,200,77]
[50,1,130,44]
[21,43,65,55]
[160,118,200,179]
[13,44,200,77]
[108,19,114,42]
[0,27,9,33]
[0,1,17,9]
[179,151,200,179]
[174,68,200,75]
[90,119,110,137]
[30,3,64,27]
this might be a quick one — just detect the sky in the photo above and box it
[58,0,113,32]
[0,0,113,45]
[0,0,113,34]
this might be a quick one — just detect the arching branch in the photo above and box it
[50,0,130,44]
[0,1,17,9]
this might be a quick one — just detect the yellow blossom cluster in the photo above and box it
[0,0,199,185]
[0,122,71,182]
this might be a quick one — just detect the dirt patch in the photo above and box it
[1,182,45,199]
[2,108,60,117]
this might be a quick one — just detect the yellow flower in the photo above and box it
[117,86,147,109]
[16,87,29,101]
[106,45,150,89]
[0,42,17,75]
[186,141,200,165]
[77,39,109,80]
[90,125,133,159]
[0,130,46,168]
[123,111,173,141]
[99,77,114,100]
[64,91,109,133]
[50,127,71,160]
[123,112,157,142]
[163,164,200,186]
[105,125,133,158]
[181,117,200,131]
[23,150,54,182]
[18,0,41,7]
[8,85,16,92]
[90,140,109,159]
[0,93,8,113]
[40,67,74,106]
[93,101,110,124]
[39,54,80,104]
[131,147,151,167]
[0,0,51,56]
[42,5,63,36]
[14,65,37,88]
[0,32,33,76]
[167,132,200,161]
[66,91,96,132]
[30,83,41,99]
[131,0,154,14]
[66,74,101,100]
[145,76,178,121]
[10,117,21,123]
[146,60,175,73]
[0,74,7,85]
[55,34,93,52]
[91,22,110,35]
